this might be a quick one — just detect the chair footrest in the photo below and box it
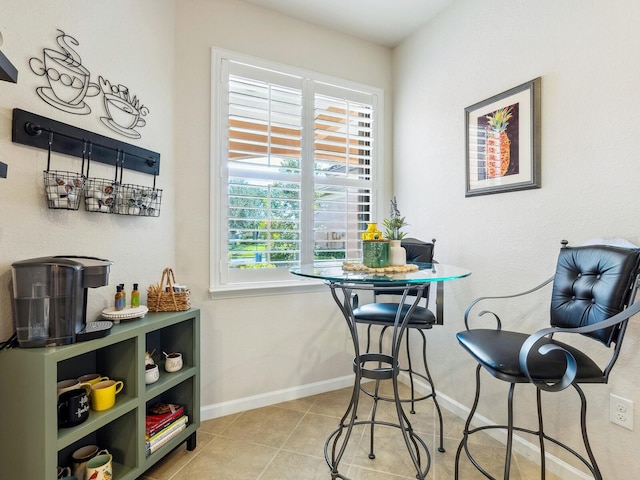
[353,353,398,380]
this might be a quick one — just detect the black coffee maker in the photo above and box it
[11,256,112,347]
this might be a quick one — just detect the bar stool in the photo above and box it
[455,240,640,479]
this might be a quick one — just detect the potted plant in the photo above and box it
[383,196,408,240]
[383,197,408,265]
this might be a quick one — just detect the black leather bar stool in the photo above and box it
[455,240,640,479]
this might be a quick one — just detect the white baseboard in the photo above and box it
[200,374,591,480]
[200,374,354,420]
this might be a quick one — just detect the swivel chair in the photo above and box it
[455,240,640,479]
[352,237,445,453]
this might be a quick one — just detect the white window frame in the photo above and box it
[210,48,385,298]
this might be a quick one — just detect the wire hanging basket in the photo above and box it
[84,144,119,214]
[113,153,162,217]
[43,131,85,210]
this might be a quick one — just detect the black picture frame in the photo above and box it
[465,77,541,197]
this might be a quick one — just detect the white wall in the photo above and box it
[0,1,177,339]
[173,0,394,414]
[394,0,640,477]
[0,0,393,422]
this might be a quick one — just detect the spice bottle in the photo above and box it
[131,283,140,308]
[115,285,125,311]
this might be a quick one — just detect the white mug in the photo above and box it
[85,452,112,480]
[57,379,92,398]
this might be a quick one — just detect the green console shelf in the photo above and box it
[0,309,200,479]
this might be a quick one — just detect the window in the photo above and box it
[211,49,383,294]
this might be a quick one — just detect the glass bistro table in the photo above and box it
[290,262,471,480]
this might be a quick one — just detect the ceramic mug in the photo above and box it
[57,388,90,428]
[85,452,112,480]
[164,352,183,372]
[57,379,92,398]
[72,445,107,480]
[90,380,124,411]
[77,374,109,386]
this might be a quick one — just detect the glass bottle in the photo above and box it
[115,286,125,311]
[131,283,140,308]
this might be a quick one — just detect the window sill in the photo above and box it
[209,278,327,300]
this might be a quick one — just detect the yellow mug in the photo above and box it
[91,380,124,411]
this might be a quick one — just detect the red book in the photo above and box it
[145,403,185,437]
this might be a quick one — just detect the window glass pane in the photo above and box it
[228,177,301,269]
[314,185,372,263]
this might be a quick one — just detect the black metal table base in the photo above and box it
[324,350,431,479]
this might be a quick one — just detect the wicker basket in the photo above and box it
[147,268,191,312]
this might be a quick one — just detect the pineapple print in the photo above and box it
[484,106,513,178]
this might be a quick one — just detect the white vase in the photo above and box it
[389,240,406,266]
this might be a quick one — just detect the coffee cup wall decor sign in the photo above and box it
[28,29,151,140]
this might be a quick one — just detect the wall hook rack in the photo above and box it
[12,108,160,176]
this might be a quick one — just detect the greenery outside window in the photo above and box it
[211,49,383,294]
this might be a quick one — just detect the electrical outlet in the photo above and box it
[610,394,634,430]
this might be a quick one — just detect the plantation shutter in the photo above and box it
[313,84,375,264]
[218,56,377,286]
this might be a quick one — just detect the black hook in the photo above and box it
[24,122,43,136]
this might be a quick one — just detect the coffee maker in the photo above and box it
[11,256,112,347]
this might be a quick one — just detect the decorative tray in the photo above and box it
[341,262,419,273]
[101,305,149,322]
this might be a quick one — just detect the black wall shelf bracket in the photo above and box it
[0,49,18,83]
[12,108,160,176]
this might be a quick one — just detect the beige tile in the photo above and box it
[173,435,278,479]
[144,388,574,480]
[351,423,433,479]
[197,412,242,435]
[514,452,564,480]
[260,450,330,480]
[308,386,373,418]
[346,464,421,479]
[366,394,439,437]
[284,411,360,463]
[140,431,216,480]
[273,395,316,413]
[219,405,305,448]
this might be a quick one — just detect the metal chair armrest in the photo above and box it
[463,276,554,330]
[518,299,640,391]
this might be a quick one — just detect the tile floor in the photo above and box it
[141,382,564,480]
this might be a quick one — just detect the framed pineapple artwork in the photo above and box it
[465,77,541,197]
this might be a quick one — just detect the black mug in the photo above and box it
[57,388,90,428]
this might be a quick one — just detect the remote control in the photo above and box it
[76,320,113,342]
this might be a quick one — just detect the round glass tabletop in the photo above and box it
[290,262,471,284]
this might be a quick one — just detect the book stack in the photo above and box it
[145,403,188,455]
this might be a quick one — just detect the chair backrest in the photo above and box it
[402,237,435,264]
[550,244,640,346]
[374,238,436,300]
